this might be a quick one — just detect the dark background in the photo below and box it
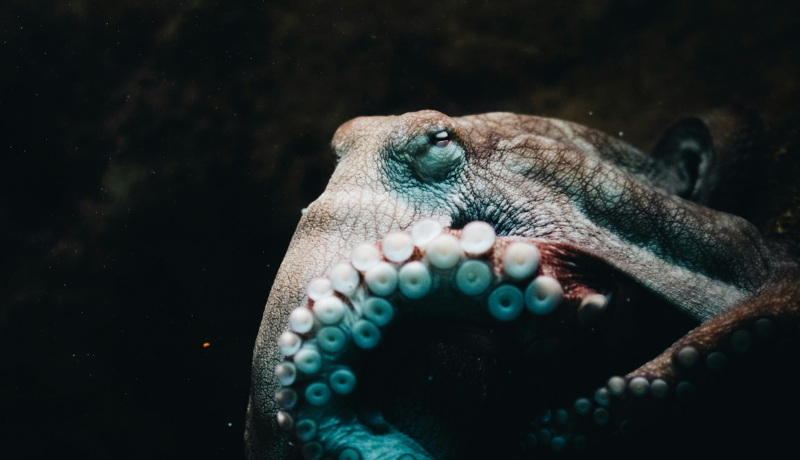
[2,1,799,458]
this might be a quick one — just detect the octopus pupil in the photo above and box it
[430,131,450,147]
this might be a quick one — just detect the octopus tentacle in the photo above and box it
[634,276,800,384]
[273,219,800,458]
[270,220,644,459]
[525,271,800,455]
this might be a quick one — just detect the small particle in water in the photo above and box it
[228,423,232,427]
[589,111,593,116]
[301,208,308,215]
[618,131,624,137]
[203,342,210,348]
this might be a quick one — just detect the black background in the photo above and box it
[2,1,799,459]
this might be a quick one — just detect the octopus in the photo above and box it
[244,109,800,459]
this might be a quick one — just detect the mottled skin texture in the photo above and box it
[246,110,800,458]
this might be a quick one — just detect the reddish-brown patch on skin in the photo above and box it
[441,228,614,296]
[355,228,621,329]
[532,241,616,300]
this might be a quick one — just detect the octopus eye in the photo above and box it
[430,131,450,148]
[409,129,463,181]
